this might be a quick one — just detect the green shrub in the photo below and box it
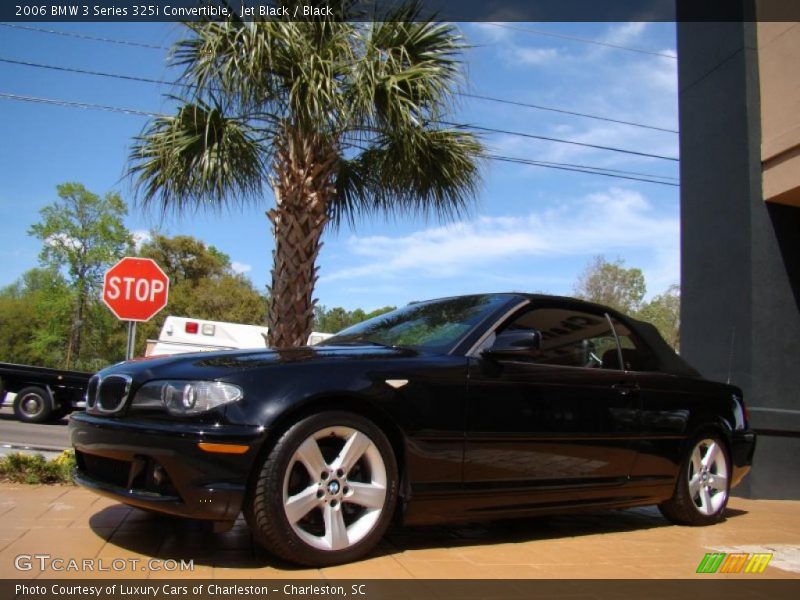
[0,450,75,484]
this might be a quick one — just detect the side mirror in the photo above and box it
[482,330,542,359]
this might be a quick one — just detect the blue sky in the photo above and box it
[0,21,679,313]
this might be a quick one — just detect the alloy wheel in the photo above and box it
[688,438,729,516]
[281,426,387,552]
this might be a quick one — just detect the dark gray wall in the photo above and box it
[678,17,800,499]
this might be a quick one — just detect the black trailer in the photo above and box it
[0,362,93,423]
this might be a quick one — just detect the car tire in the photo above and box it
[245,411,398,566]
[13,386,53,423]
[659,432,731,526]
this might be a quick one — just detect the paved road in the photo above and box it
[0,405,70,450]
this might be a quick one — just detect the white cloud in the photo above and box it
[596,23,675,59]
[321,188,679,294]
[132,230,151,251]
[479,22,658,70]
[602,22,648,46]
[465,22,679,173]
[511,47,560,65]
[468,22,513,43]
[631,54,678,94]
[467,23,564,67]
[45,233,82,251]
[231,261,252,274]
[482,43,680,171]
[487,123,679,180]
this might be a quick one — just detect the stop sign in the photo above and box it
[102,257,170,322]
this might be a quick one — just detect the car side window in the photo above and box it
[501,307,621,369]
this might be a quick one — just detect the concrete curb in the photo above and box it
[0,441,67,459]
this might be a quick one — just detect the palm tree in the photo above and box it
[129,2,483,347]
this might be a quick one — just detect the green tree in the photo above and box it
[138,233,230,284]
[573,256,681,351]
[0,288,32,364]
[638,284,681,351]
[314,304,396,333]
[80,300,128,371]
[136,233,268,354]
[574,256,646,314]
[129,4,483,348]
[314,306,351,333]
[365,306,397,320]
[28,183,131,368]
[0,268,73,368]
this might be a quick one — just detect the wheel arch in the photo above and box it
[681,417,734,461]
[245,393,408,498]
[680,387,740,451]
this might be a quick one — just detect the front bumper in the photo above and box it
[729,430,757,489]
[70,412,266,522]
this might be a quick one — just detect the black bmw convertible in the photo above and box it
[70,293,756,566]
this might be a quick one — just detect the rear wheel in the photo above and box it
[245,411,398,566]
[659,434,730,525]
[13,386,53,423]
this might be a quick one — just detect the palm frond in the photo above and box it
[128,99,266,214]
[172,20,285,112]
[331,126,484,227]
[349,4,465,130]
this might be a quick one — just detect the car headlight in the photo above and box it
[131,380,243,416]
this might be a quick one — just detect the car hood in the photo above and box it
[98,345,417,382]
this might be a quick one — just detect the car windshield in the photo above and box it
[319,294,512,353]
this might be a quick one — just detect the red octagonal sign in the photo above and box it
[102,257,170,322]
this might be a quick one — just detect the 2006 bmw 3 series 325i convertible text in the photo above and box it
[70,293,756,566]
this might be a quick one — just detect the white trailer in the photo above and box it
[145,316,334,357]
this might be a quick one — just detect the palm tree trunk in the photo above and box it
[267,129,337,348]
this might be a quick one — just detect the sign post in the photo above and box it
[125,322,137,361]
[102,257,170,360]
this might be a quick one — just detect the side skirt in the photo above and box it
[401,479,676,526]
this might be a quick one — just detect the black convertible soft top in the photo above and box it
[515,293,701,378]
[628,318,701,378]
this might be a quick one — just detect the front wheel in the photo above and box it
[245,411,398,566]
[659,434,731,525]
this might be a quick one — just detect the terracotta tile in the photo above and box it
[389,547,469,562]
[1,484,799,580]
[148,562,214,579]
[0,528,110,578]
[212,565,323,579]
[321,554,414,579]
[392,557,481,579]
[102,531,163,558]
